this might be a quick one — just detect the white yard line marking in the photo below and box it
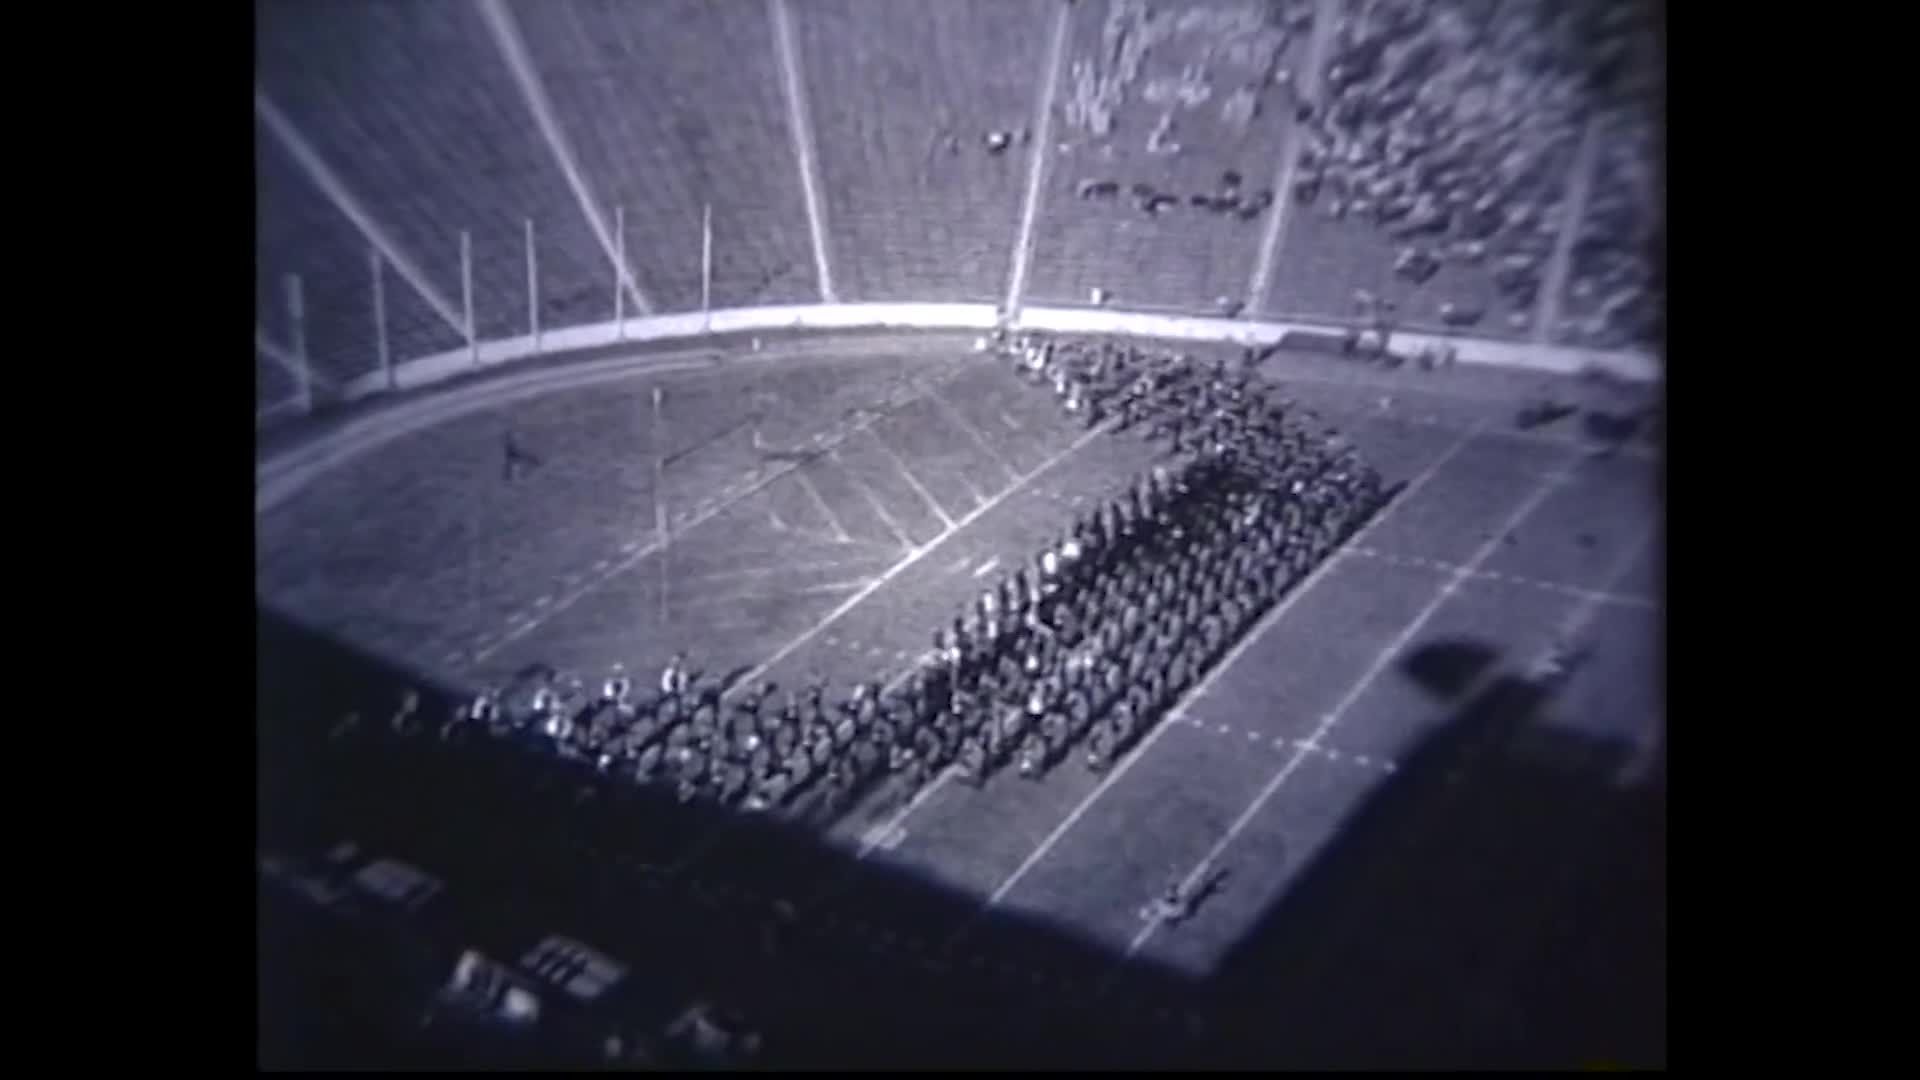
[851,770,950,860]
[727,423,1109,702]
[972,556,1002,579]
[806,526,890,550]
[1002,0,1073,317]
[1542,522,1660,782]
[867,428,958,530]
[830,450,916,551]
[1115,451,1584,968]
[680,578,873,613]
[1345,546,1656,609]
[951,423,1487,947]
[468,370,964,666]
[998,408,1026,433]
[766,508,845,547]
[1261,519,1654,994]
[1542,526,1657,651]
[654,385,671,630]
[932,387,1021,483]
[666,424,1109,878]
[679,556,895,589]
[955,469,988,509]
[792,466,853,543]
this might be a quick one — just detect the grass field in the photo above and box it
[257,333,1661,1060]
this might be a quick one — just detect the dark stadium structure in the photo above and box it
[257,0,1664,1069]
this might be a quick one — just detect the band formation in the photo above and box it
[355,334,1392,831]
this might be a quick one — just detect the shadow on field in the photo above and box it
[259,609,1664,1069]
[1193,637,1666,1069]
[257,603,1202,1070]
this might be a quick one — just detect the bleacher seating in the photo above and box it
[513,0,820,312]
[253,0,1662,422]
[801,0,1049,303]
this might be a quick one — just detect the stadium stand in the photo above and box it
[255,122,396,397]
[512,0,820,311]
[258,1,1664,1066]
[253,0,1661,422]
[1267,0,1596,338]
[1027,0,1314,314]
[256,0,610,346]
[1551,4,1663,350]
[800,0,1049,303]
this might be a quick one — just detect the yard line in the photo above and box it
[931,387,1021,484]
[946,422,1488,950]
[668,423,1112,874]
[469,369,963,666]
[680,578,874,619]
[725,422,1110,707]
[1247,520,1657,997]
[681,556,895,588]
[1114,450,1586,970]
[774,521,864,549]
[1541,522,1661,784]
[654,385,670,631]
[793,466,853,543]
[830,450,916,551]
[1344,546,1657,609]
[866,428,958,530]
[1537,525,1657,657]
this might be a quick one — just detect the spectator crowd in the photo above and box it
[1059,0,1660,348]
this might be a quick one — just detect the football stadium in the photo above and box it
[255,0,1665,1068]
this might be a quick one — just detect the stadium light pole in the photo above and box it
[285,273,312,415]
[461,230,478,368]
[701,202,713,333]
[614,205,627,339]
[1534,115,1600,345]
[526,217,541,353]
[653,384,668,630]
[370,247,393,392]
